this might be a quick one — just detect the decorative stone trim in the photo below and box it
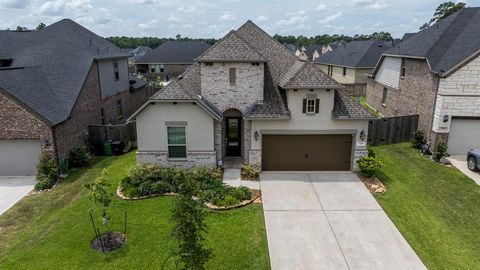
[248,150,261,166]
[116,186,260,210]
[137,150,217,168]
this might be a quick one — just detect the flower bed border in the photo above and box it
[116,187,260,210]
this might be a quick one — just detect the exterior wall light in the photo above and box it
[254,130,259,141]
[359,130,366,141]
[41,137,50,147]
[443,114,449,122]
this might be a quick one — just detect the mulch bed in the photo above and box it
[241,172,259,181]
[358,174,386,194]
[91,231,126,252]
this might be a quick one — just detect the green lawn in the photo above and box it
[0,152,270,269]
[372,143,480,270]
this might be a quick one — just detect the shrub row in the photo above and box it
[120,164,252,207]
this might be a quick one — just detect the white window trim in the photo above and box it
[166,125,188,159]
[306,98,316,114]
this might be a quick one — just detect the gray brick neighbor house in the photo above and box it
[128,21,374,171]
[0,19,148,176]
[366,8,480,154]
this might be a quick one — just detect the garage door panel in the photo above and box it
[448,119,480,155]
[0,140,41,176]
[262,135,352,171]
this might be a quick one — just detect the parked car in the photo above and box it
[467,149,480,171]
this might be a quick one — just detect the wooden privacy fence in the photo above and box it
[368,115,419,146]
[88,122,137,155]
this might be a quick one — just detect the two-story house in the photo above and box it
[0,19,148,176]
[366,8,480,154]
[134,41,211,80]
[316,40,392,96]
[128,21,374,171]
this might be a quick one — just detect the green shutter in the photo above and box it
[302,99,307,113]
[315,99,320,113]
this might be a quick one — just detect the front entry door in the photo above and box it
[226,118,241,156]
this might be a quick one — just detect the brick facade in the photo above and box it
[0,91,54,154]
[367,58,438,134]
[102,86,151,125]
[53,62,103,160]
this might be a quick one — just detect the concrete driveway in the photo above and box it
[447,155,480,185]
[0,176,36,216]
[260,172,426,270]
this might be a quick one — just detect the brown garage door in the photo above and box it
[262,134,352,171]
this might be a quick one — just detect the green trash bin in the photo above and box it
[103,140,113,156]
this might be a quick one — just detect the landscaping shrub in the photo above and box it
[357,156,383,178]
[35,153,58,190]
[241,164,260,179]
[69,147,91,168]
[120,164,252,207]
[128,164,163,186]
[367,148,376,158]
[434,139,448,161]
[37,153,58,182]
[412,130,426,149]
[34,174,55,190]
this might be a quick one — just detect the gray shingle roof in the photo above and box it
[279,60,344,89]
[316,40,391,68]
[283,43,298,53]
[332,90,375,119]
[143,20,356,120]
[196,31,267,62]
[305,45,323,58]
[135,41,210,64]
[129,46,152,62]
[0,19,128,125]
[0,67,67,124]
[382,7,480,76]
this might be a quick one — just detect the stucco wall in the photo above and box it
[432,55,480,133]
[136,102,214,152]
[367,58,438,133]
[98,58,129,98]
[249,89,369,168]
[200,62,264,112]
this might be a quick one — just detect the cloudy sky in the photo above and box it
[0,0,478,38]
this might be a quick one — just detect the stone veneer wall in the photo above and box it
[53,62,103,159]
[366,58,438,134]
[137,150,216,168]
[200,62,264,112]
[0,91,55,155]
[432,55,480,134]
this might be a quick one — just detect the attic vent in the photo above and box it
[205,62,213,66]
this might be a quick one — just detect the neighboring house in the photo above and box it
[127,46,152,73]
[321,40,346,54]
[316,40,391,96]
[305,45,323,61]
[366,8,480,154]
[283,43,297,53]
[134,41,211,80]
[0,19,148,176]
[128,21,374,172]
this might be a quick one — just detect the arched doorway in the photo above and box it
[223,108,243,159]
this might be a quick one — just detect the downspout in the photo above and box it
[428,74,441,142]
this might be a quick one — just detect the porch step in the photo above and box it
[223,169,241,187]
[223,169,261,190]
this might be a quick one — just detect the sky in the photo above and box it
[0,0,478,38]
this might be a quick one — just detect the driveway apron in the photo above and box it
[260,172,426,270]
